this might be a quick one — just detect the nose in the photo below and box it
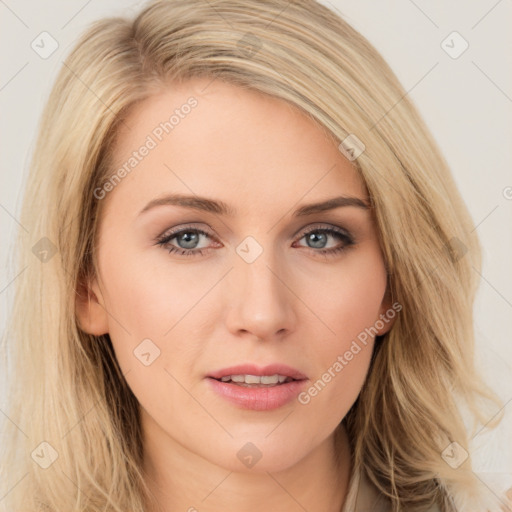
[224,248,297,341]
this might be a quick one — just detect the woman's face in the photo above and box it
[78,77,394,474]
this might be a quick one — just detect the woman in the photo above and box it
[1,0,509,510]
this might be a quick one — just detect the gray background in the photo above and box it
[1,0,511,499]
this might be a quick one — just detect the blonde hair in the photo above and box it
[1,0,508,510]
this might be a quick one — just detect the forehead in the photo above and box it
[106,77,367,220]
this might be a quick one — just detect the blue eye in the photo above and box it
[156,226,214,257]
[294,226,355,256]
[155,224,355,258]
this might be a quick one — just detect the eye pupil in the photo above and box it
[307,232,327,249]
[179,232,199,249]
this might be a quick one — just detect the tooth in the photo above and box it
[220,374,291,385]
[244,374,261,384]
[261,374,279,384]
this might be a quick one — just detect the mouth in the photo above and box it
[207,363,308,384]
[205,363,308,411]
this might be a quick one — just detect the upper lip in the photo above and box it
[207,363,308,381]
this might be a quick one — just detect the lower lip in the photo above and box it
[206,377,307,411]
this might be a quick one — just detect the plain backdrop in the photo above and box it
[1,0,511,501]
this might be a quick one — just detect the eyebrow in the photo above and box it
[138,193,371,217]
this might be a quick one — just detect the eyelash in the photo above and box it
[155,224,355,258]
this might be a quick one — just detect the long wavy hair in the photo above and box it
[1,1,507,510]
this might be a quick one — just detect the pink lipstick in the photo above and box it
[206,363,308,411]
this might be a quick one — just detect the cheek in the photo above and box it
[297,248,387,408]
[98,240,205,338]
[95,245,199,390]
[305,244,388,342]
[297,304,379,432]
[98,250,202,424]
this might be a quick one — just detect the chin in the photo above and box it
[204,435,312,474]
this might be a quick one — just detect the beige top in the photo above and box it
[342,468,442,512]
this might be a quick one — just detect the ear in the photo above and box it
[375,286,400,336]
[75,274,109,335]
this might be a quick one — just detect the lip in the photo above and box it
[206,363,308,411]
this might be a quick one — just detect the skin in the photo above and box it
[76,76,395,512]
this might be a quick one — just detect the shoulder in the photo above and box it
[342,468,442,512]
